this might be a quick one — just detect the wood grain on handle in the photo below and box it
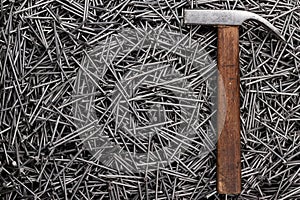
[217,26,241,194]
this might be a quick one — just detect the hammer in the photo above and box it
[184,10,285,194]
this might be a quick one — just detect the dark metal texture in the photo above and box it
[0,0,299,199]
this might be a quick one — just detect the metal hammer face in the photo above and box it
[184,10,284,195]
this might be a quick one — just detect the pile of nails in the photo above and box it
[0,0,299,199]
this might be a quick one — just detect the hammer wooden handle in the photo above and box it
[184,9,285,195]
[217,26,241,194]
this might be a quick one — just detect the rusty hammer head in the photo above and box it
[184,10,285,41]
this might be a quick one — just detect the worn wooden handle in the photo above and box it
[217,26,241,194]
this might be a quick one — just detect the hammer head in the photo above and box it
[184,10,285,41]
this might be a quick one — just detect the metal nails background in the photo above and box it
[0,0,299,200]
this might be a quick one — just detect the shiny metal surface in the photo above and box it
[184,10,285,41]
